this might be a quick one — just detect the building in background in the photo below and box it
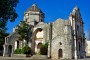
[86,40,90,57]
[3,4,86,59]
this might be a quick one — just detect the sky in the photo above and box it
[6,0,90,38]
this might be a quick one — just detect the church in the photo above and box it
[3,4,86,59]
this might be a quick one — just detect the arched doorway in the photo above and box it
[32,28,43,54]
[8,45,12,57]
[37,43,42,53]
[58,49,63,59]
[0,45,3,56]
[17,40,19,48]
[37,43,42,49]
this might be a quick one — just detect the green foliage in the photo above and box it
[0,0,19,24]
[0,29,9,45]
[0,0,18,45]
[14,48,22,54]
[14,46,32,54]
[44,42,48,48]
[16,21,29,40]
[22,45,31,54]
[16,21,33,45]
[0,0,19,29]
[40,42,48,55]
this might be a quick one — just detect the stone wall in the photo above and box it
[43,23,51,43]
[7,32,19,45]
[50,18,73,59]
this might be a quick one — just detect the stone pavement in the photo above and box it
[0,56,90,60]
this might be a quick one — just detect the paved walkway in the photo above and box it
[0,56,90,60]
[0,56,30,60]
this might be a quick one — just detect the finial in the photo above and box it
[74,6,79,10]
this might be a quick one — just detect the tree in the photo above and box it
[0,0,19,25]
[16,21,32,44]
[0,0,19,45]
[0,29,9,45]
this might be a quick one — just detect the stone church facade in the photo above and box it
[3,4,86,59]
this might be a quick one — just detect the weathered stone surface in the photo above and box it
[47,19,73,59]
[3,4,85,60]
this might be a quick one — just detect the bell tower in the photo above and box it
[24,4,45,25]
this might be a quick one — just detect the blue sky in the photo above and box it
[6,0,90,38]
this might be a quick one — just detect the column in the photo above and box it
[74,36,77,59]
[31,33,35,54]
[48,42,51,58]
[3,45,5,57]
[3,37,7,57]
[15,41,17,50]
[73,18,77,59]
[5,37,7,44]
[48,23,52,58]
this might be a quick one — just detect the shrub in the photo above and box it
[22,45,31,54]
[40,42,48,55]
[14,48,22,54]
[44,42,48,48]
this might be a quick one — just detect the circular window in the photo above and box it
[59,42,62,45]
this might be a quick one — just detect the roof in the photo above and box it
[26,4,43,13]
